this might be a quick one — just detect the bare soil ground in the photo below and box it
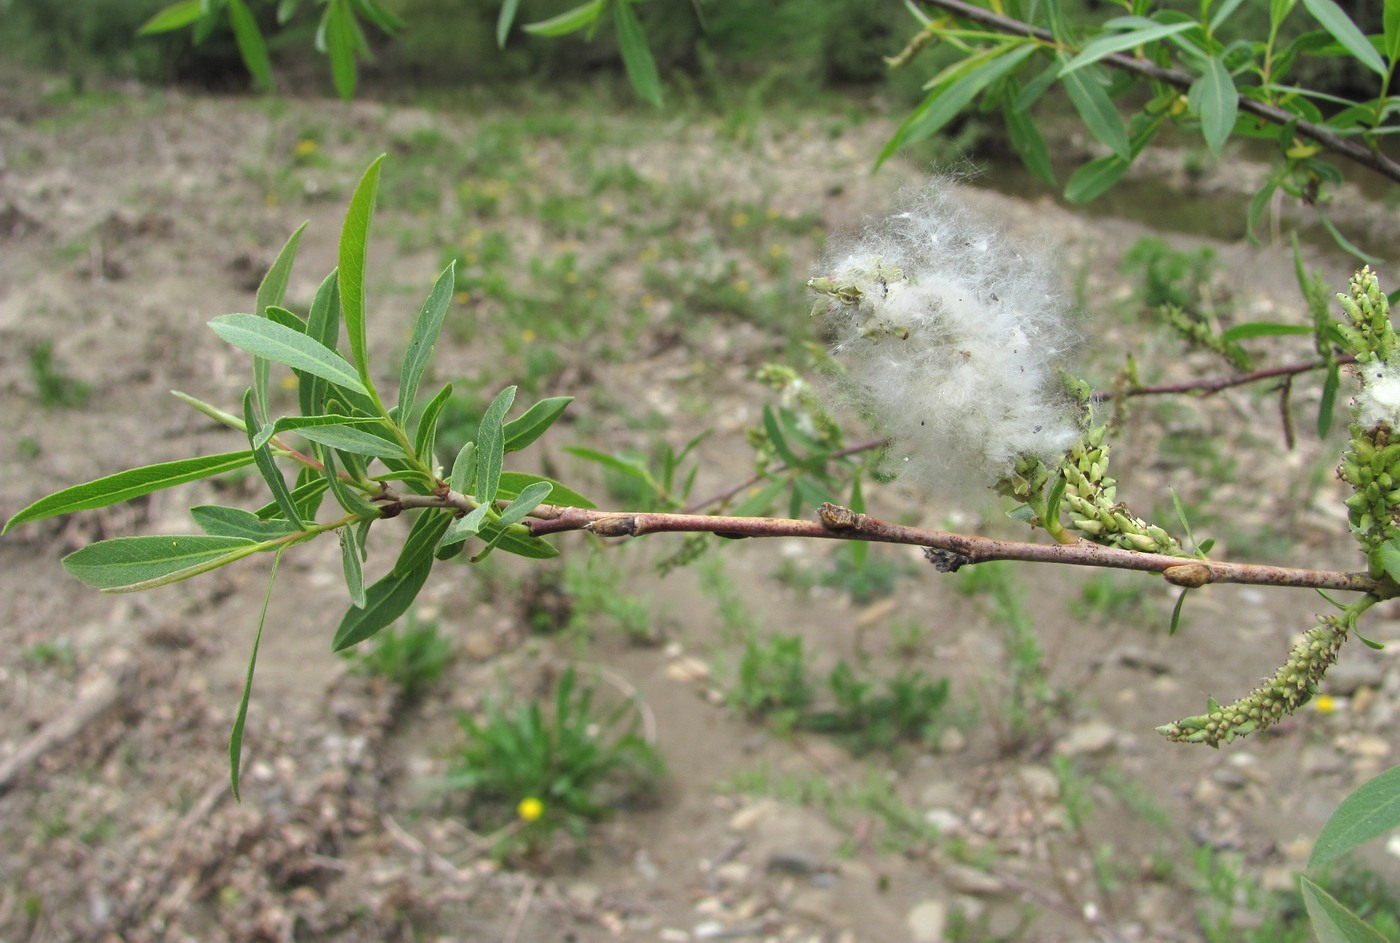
[3,66,1400,943]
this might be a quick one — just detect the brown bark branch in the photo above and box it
[916,0,1400,187]
[1122,354,1354,397]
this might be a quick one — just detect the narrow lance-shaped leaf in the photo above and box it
[397,263,455,429]
[230,547,285,800]
[412,382,454,470]
[301,271,341,417]
[614,0,663,107]
[1386,0,1400,70]
[1062,62,1130,160]
[244,390,304,530]
[340,155,386,394]
[523,0,604,37]
[253,414,388,451]
[63,534,262,591]
[476,386,517,507]
[449,441,477,496]
[226,0,274,90]
[339,526,366,608]
[1301,0,1388,76]
[393,510,455,577]
[325,0,359,100]
[1058,21,1195,76]
[192,505,298,540]
[1003,95,1055,186]
[503,396,573,452]
[251,221,308,423]
[4,451,255,534]
[210,313,368,397]
[1310,763,1400,867]
[499,472,595,509]
[1190,57,1238,157]
[497,481,553,527]
[317,446,381,518]
[139,0,204,34]
[1299,875,1392,943]
[332,561,434,651]
[295,423,408,459]
[497,0,521,46]
[440,504,491,550]
[878,44,1037,166]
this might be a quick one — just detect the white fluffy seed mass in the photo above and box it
[813,186,1080,497]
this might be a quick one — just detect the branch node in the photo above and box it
[819,502,862,531]
[1162,563,1213,588]
[923,547,972,572]
[589,515,638,538]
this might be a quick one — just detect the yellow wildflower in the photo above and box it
[517,797,544,822]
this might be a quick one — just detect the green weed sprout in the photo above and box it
[448,665,662,854]
[346,613,453,702]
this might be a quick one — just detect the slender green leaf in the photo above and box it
[504,396,573,452]
[244,391,304,530]
[449,441,477,495]
[1210,0,1249,31]
[63,534,261,591]
[614,0,663,107]
[1319,215,1383,265]
[1300,875,1392,943]
[1320,361,1341,438]
[252,414,384,450]
[523,0,604,37]
[4,452,255,534]
[878,44,1037,166]
[293,464,326,522]
[252,478,327,520]
[193,2,224,45]
[1190,57,1238,156]
[340,154,385,386]
[139,0,204,34]
[397,263,455,427]
[498,482,553,527]
[476,386,517,507]
[301,272,341,416]
[349,0,403,31]
[1169,587,1189,634]
[440,503,491,549]
[332,561,433,651]
[251,222,308,423]
[1003,96,1055,185]
[412,382,453,467]
[1059,21,1196,76]
[226,0,274,90]
[1246,177,1281,245]
[318,447,381,517]
[1301,0,1388,75]
[230,547,284,800]
[393,510,454,577]
[1386,0,1400,69]
[763,405,806,470]
[1220,322,1313,341]
[1062,63,1130,160]
[295,423,408,459]
[476,519,559,559]
[210,313,368,397]
[192,505,298,540]
[730,478,788,517]
[1311,764,1400,867]
[1065,153,1132,202]
[325,0,358,100]
[848,474,868,570]
[563,446,653,484]
[339,525,366,608]
[497,0,521,46]
[499,472,594,509]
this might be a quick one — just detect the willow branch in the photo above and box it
[388,488,1385,595]
[1121,354,1354,397]
[916,0,1400,187]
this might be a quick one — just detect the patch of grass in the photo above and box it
[448,665,663,855]
[29,340,90,409]
[21,638,75,669]
[1070,572,1155,625]
[803,661,951,755]
[346,613,453,701]
[728,633,814,727]
[955,562,1061,751]
[526,553,660,645]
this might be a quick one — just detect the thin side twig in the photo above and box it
[915,0,1400,187]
